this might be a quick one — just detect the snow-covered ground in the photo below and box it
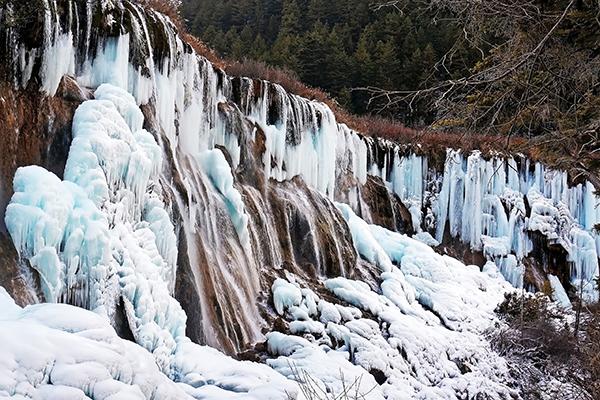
[268,206,517,399]
[1,1,598,397]
[0,287,298,400]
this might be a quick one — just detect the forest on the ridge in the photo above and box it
[181,0,600,174]
[180,0,475,125]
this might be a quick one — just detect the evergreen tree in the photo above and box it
[354,26,376,86]
[326,26,351,94]
[419,44,436,84]
[374,39,400,89]
[181,0,470,124]
[202,25,227,54]
[270,33,300,71]
[296,22,329,88]
[250,34,269,60]
[280,0,301,36]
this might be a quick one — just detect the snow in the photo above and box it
[6,45,314,393]
[335,203,394,273]
[267,332,386,400]
[0,290,187,400]
[173,342,300,399]
[413,231,440,247]
[568,227,600,302]
[272,278,302,316]
[6,84,192,375]
[16,0,600,302]
[268,208,518,399]
[3,1,600,398]
[318,300,342,324]
[0,288,300,400]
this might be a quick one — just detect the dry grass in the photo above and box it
[137,0,183,29]
[136,0,227,69]
[182,32,227,69]
[285,362,377,400]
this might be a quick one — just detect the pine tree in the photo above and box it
[250,34,269,60]
[231,36,246,60]
[354,26,376,86]
[374,39,400,89]
[202,26,227,54]
[270,33,300,71]
[419,43,436,84]
[280,0,301,36]
[296,22,329,88]
[307,0,327,25]
[326,26,351,94]
[182,0,469,122]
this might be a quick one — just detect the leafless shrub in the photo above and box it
[492,292,600,399]
[285,362,377,400]
[366,0,600,176]
[579,304,600,399]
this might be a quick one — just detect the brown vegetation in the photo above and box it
[136,1,226,70]
[493,292,600,399]
[137,0,183,29]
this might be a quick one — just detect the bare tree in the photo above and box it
[363,0,600,174]
[0,0,46,29]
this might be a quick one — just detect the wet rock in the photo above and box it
[56,76,92,102]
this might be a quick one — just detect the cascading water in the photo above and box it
[0,1,599,399]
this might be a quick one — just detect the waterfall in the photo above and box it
[0,1,598,398]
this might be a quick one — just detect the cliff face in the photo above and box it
[0,1,598,399]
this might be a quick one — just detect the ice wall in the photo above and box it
[3,0,599,309]
[6,85,185,373]
[1,0,599,397]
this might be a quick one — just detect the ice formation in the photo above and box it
[7,2,598,303]
[198,149,250,247]
[267,208,516,399]
[6,84,186,372]
[5,166,110,306]
[3,82,303,398]
[1,0,599,398]
[0,287,298,400]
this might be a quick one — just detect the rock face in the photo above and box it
[0,1,598,399]
[0,0,599,350]
[0,77,84,305]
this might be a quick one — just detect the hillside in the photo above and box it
[181,0,475,124]
[181,0,600,177]
[0,0,598,399]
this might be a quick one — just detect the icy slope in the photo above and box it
[1,81,518,399]
[267,207,516,400]
[0,287,298,400]
[1,82,301,399]
[2,0,598,311]
[0,0,598,397]
[5,84,188,372]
